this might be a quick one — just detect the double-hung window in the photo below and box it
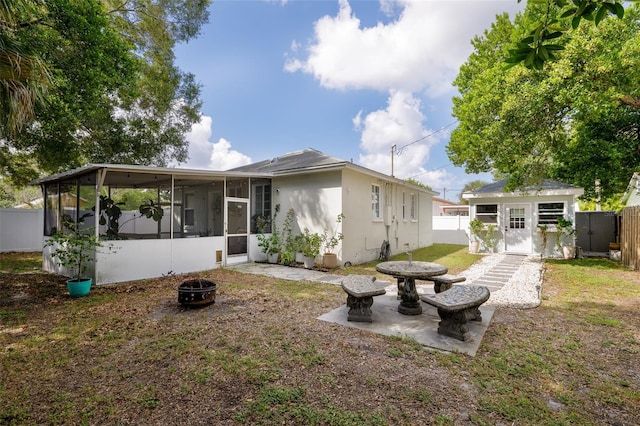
[410,193,416,220]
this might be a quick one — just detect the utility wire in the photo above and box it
[395,120,458,156]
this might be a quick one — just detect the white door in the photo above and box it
[504,204,531,254]
[226,198,249,265]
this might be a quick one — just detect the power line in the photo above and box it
[407,162,453,179]
[395,120,458,155]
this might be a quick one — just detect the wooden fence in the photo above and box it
[621,205,640,270]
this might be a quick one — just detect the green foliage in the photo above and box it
[1,0,210,185]
[555,216,575,251]
[321,213,345,253]
[469,218,485,241]
[45,219,104,281]
[458,180,489,204]
[507,0,625,70]
[302,228,322,258]
[405,178,432,191]
[257,204,281,255]
[449,3,640,198]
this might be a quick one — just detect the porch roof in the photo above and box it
[31,164,271,187]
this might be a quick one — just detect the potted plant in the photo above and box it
[280,208,296,265]
[556,217,576,259]
[302,228,321,269]
[293,233,305,263]
[469,217,484,253]
[484,223,497,253]
[256,204,280,263]
[257,232,280,263]
[321,213,345,269]
[45,217,108,297]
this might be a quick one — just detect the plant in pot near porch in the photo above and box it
[556,217,576,259]
[256,204,280,263]
[302,228,321,269]
[45,218,110,297]
[321,213,345,269]
[469,217,484,253]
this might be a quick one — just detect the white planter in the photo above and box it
[469,241,480,254]
[562,246,575,260]
[303,256,315,269]
[268,252,279,264]
[295,251,304,263]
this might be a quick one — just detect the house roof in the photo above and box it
[620,172,640,206]
[229,148,348,174]
[462,178,584,198]
[31,148,438,196]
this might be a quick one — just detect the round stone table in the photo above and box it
[376,261,447,315]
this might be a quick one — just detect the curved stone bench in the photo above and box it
[429,274,466,293]
[341,275,386,323]
[420,285,490,341]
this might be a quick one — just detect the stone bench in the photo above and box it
[420,285,490,341]
[341,275,386,323]
[430,274,466,293]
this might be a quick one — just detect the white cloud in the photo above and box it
[176,115,252,170]
[285,0,522,95]
[357,90,444,176]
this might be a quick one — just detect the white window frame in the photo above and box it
[537,201,566,227]
[475,204,498,224]
[372,184,381,220]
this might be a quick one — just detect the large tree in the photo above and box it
[0,0,210,186]
[448,2,640,200]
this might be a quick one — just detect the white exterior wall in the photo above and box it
[341,169,433,265]
[271,171,343,263]
[94,237,225,285]
[0,208,44,252]
[468,194,578,256]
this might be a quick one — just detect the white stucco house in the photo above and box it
[462,179,584,256]
[35,149,436,284]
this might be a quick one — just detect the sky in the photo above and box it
[173,0,525,202]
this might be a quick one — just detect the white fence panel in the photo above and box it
[0,208,44,252]
[432,216,470,245]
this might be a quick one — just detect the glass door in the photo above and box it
[226,198,248,265]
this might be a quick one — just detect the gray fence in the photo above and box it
[0,208,44,252]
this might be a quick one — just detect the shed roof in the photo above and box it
[463,178,584,198]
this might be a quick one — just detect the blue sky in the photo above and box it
[174,0,524,201]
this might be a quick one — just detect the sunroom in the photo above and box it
[35,164,273,284]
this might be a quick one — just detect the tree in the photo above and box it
[507,0,625,70]
[448,2,640,200]
[405,178,433,191]
[458,180,490,205]
[0,0,210,186]
[0,0,53,137]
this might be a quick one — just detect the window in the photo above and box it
[410,193,416,220]
[476,204,498,224]
[538,202,565,225]
[372,184,381,220]
[251,181,272,233]
[509,207,525,229]
[402,191,406,220]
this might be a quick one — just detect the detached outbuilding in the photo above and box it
[34,149,436,284]
[462,179,584,256]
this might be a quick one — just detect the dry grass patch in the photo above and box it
[1,250,638,425]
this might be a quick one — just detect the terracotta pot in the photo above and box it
[323,253,338,269]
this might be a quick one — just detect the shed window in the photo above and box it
[538,202,565,225]
[476,204,498,224]
[410,193,416,220]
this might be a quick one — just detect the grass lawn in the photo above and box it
[1,246,639,425]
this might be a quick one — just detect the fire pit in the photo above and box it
[178,279,217,307]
